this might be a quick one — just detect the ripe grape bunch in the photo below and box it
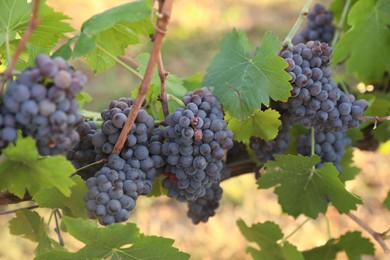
[281,41,368,132]
[2,54,86,155]
[297,130,351,172]
[160,87,234,202]
[292,3,335,45]
[83,98,158,225]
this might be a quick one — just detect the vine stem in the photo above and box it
[0,204,39,215]
[331,0,352,47]
[53,209,64,246]
[283,218,311,242]
[282,0,313,49]
[357,115,390,129]
[69,159,106,177]
[167,94,185,107]
[157,52,170,118]
[96,44,143,81]
[310,127,315,156]
[112,0,173,154]
[0,0,41,95]
[346,212,389,253]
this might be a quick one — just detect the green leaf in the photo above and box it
[226,109,281,143]
[203,30,292,119]
[75,91,93,108]
[73,0,154,73]
[34,175,87,218]
[9,210,56,255]
[329,0,359,31]
[148,175,168,197]
[36,216,190,259]
[338,231,375,259]
[0,136,75,198]
[303,231,374,259]
[333,0,390,82]
[0,0,74,61]
[237,219,304,260]
[384,190,390,210]
[258,154,362,218]
[338,147,360,182]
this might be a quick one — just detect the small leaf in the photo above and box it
[75,91,93,108]
[227,109,281,143]
[0,136,75,198]
[338,147,360,182]
[258,155,362,218]
[9,210,44,242]
[237,219,304,259]
[338,231,375,259]
[333,0,390,82]
[303,240,339,260]
[384,191,390,210]
[203,30,292,119]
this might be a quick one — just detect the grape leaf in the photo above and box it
[0,0,74,61]
[237,219,304,259]
[226,109,281,143]
[258,154,362,218]
[384,191,390,210]
[36,216,190,259]
[303,231,374,259]
[9,210,58,255]
[333,0,390,83]
[203,30,292,119]
[34,175,87,218]
[0,136,75,198]
[76,91,93,108]
[329,0,359,31]
[66,0,154,73]
[338,147,360,182]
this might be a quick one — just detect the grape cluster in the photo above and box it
[3,54,86,155]
[297,130,351,171]
[84,154,154,225]
[249,112,291,163]
[281,41,368,132]
[292,3,335,45]
[161,87,234,202]
[186,163,230,224]
[83,98,158,224]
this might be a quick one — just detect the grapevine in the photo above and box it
[0,0,390,259]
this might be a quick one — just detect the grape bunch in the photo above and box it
[83,98,158,224]
[292,3,335,45]
[249,112,291,163]
[297,130,351,171]
[84,154,154,225]
[281,41,368,132]
[160,87,234,202]
[3,54,86,155]
[186,162,230,224]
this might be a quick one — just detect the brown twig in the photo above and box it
[0,0,41,95]
[358,115,390,129]
[346,212,389,253]
[112,0,173,154]
[157,52,169,118]
[0,204,39,215]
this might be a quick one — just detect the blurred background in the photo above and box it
[1,0,390,259]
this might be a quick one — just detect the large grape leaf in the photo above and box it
[0,0,74,61]
[65,0,154,73]
[226,109,281,143]
[303,231,374,259]
[338,147,360,182]
[333,0,390,83]
[0,136,75,198]
[329,0,359,31]
[258,154,362,218]
[34,175,87,218]
[36,216,190,259]
[203,30,292,119]
[237,219,304,259]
